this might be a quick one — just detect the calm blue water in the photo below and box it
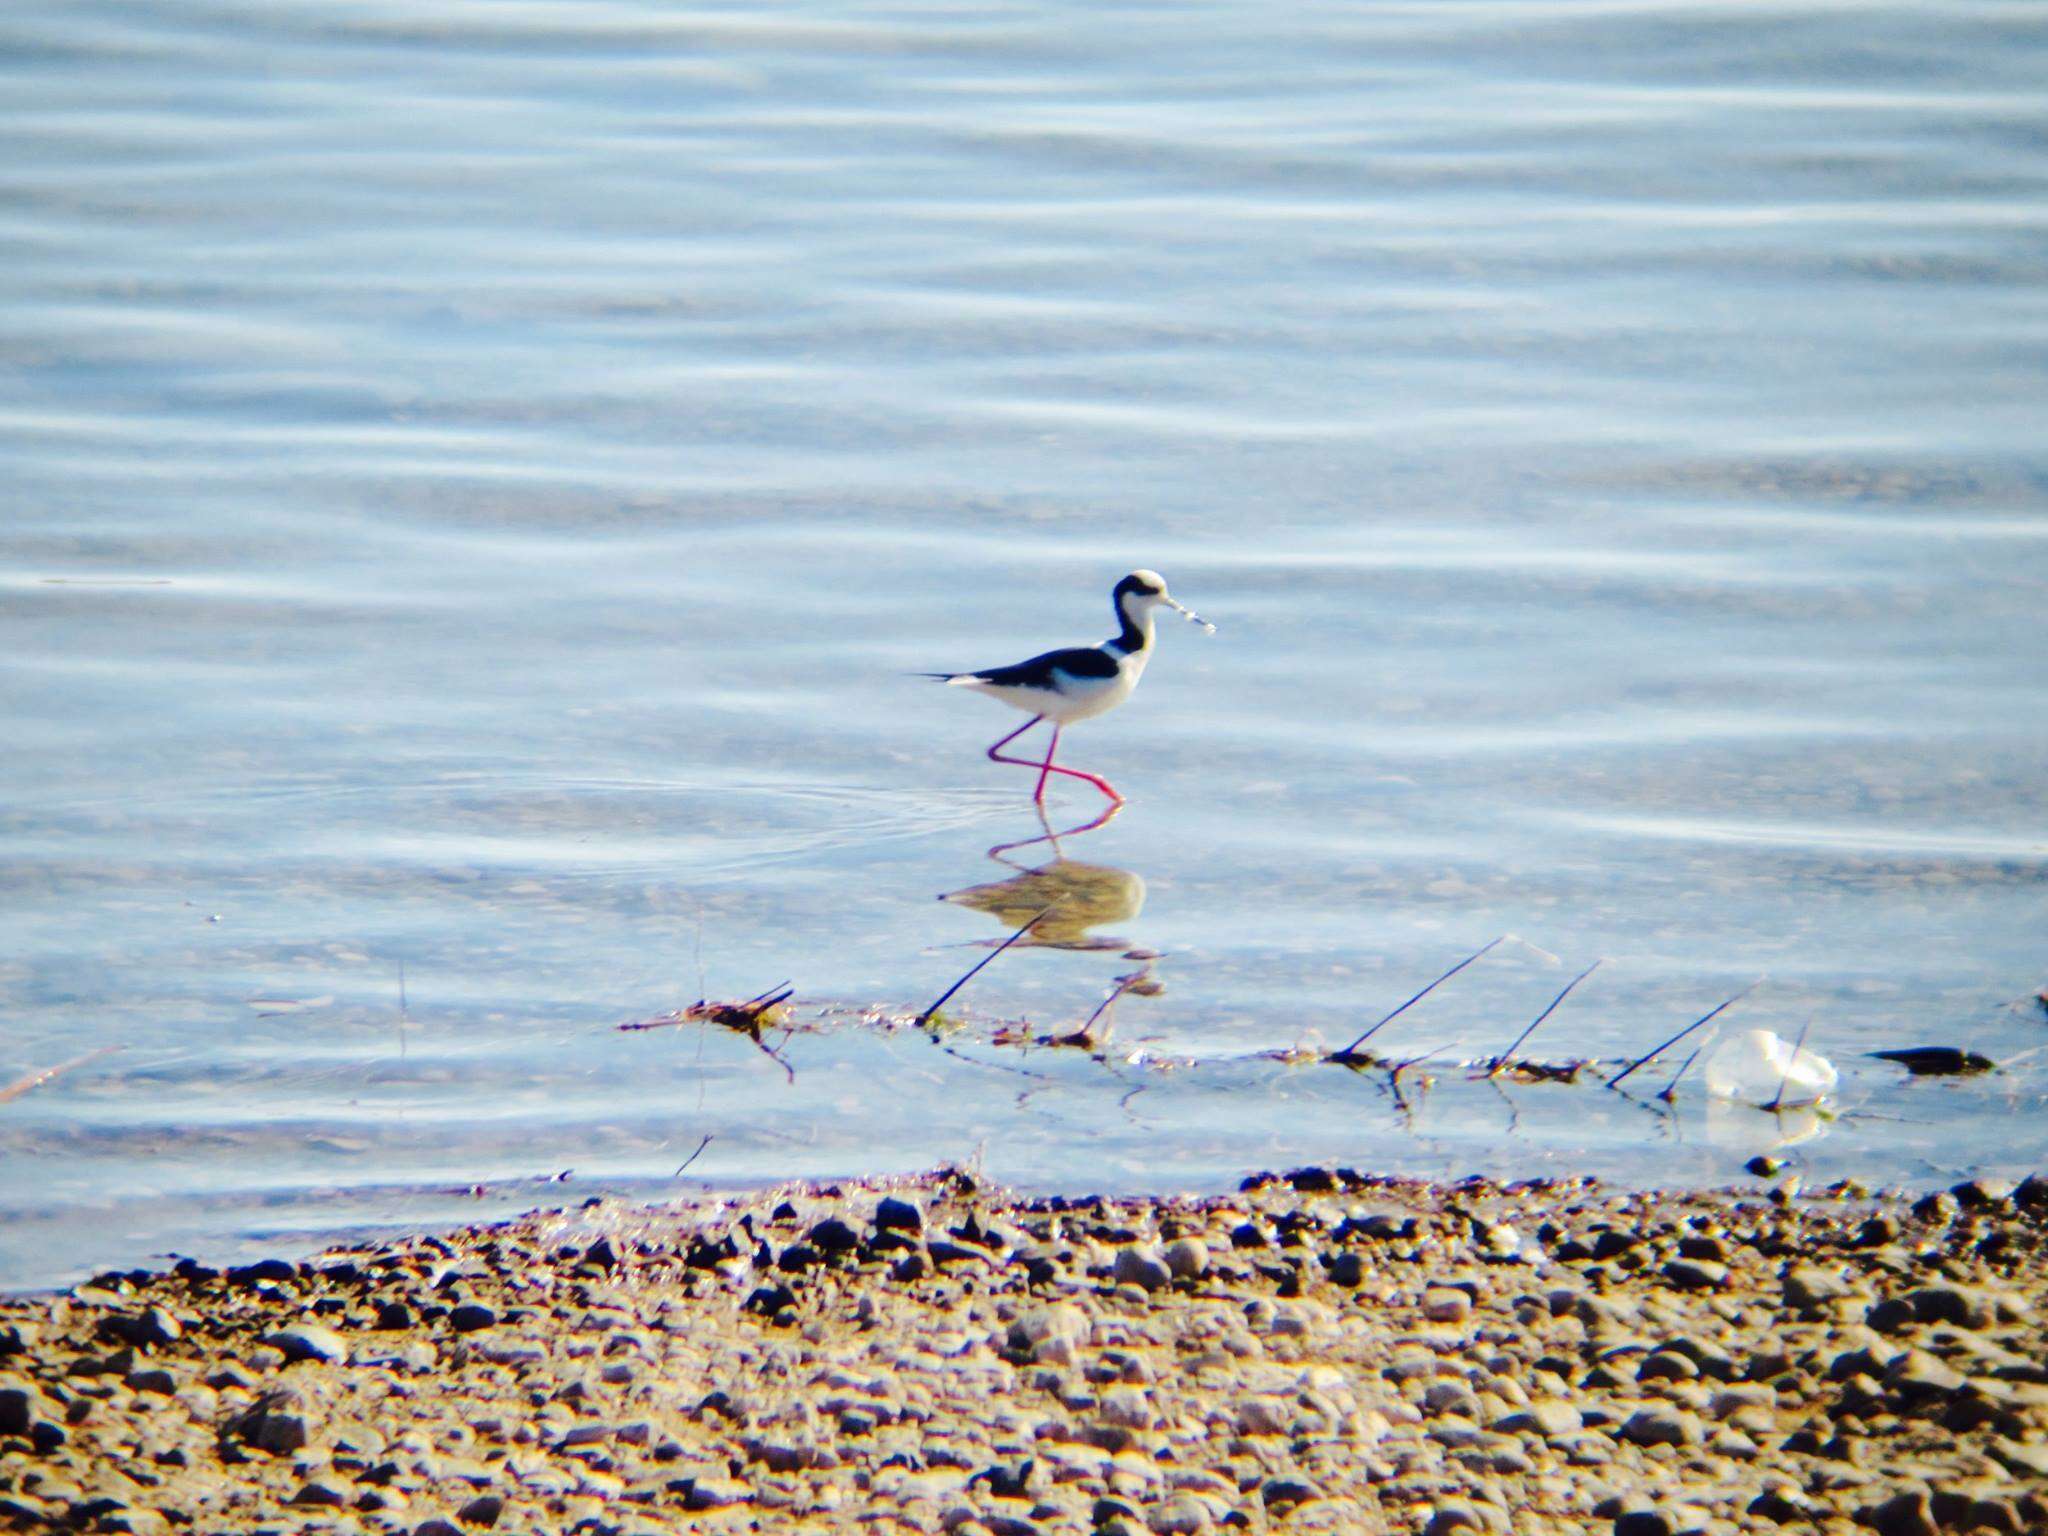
[3,0,2046,1287]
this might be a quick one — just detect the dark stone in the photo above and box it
[29,1419,65,1454]
[1952,1177,2013,1210]
[584,1237,619,1270]
[227,1258,299,1287]
[1636,1352,1698,1383]
[1592,1229,1639,1259]
[1327,1252,1365,1288]
[1855,1214,1900,1247]
[874,1197,924,1234]
[457,1493,505,1527]
[1612,1513,1674,1536]
[1260,1476,1322,1508]
[1863,1489,1937,1536]
[1909,1284,1994,1329]
[970,1458,1040,1499]
[375,1301,414,1331]
[742,1284,797,1318]
[1662,1258,1727,1291]
[1747,1488,1811,1524]
[1911,1191,1958,1224]
[808,1218,861,1255]
[0,1386,41,1435]
[777,1244,821,1273]
[449,1304,498,1334]
[222,1388,311,1456]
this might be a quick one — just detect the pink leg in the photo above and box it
[1040,759,1124,806]
[984,716,1123,806]
[1032,726,1061,804]
[986,716,1047,771]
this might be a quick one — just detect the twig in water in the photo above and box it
[1765,1018,1814,1112]
[1656,1044,1705,1102]
[915,906,1055,1033]
[1608,979,1762,1090]
[1487,958,1602,1076]
[622,985,798,1081]
[621,983,793,1036]
[1051,963,1155,1051]
[0,1047,120,1106]
[673,1134,714,1178]
[1332,936,1505,1063]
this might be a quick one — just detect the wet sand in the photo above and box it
[3,1167,2044,1536]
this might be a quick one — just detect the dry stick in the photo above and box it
[1764,1017,1815,1112]
[672,1133,714,1178]
[1489,958,1603,1075]
[915,906,1055,1032]
[0,1047,119,1106]
[1608,979,1763,1090]
[1335,936,1506,1061]
[1655,1043,1705,1102]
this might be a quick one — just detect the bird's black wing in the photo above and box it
[957,645,1120,689]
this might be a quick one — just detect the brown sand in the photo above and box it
[2,1167,2045,1536]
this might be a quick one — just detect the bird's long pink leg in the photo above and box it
[1041,760,1124,806]
[985,716,1123,806]
[1032,726,1061,804]
[986,716,1047,771]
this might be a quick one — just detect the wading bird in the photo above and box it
[924,570,1212,806]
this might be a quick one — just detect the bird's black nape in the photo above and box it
[1112,572,1166,605]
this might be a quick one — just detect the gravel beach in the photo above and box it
[3,1167,2045,1536]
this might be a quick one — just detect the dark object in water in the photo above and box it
[1869,1047,1997,1077]
[620,984,793,1039]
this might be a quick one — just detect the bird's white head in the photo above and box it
[1114,570,1215,633]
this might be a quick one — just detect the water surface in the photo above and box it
[3,0,2046,1288]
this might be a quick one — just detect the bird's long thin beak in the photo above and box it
[1166,597,1216,634]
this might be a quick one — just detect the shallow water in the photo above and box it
[4,0,2047,1288]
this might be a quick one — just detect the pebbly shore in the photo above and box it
[2,1167,2045,1536]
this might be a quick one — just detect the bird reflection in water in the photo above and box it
[936,802,1162,1049]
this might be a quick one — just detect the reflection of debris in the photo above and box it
[1871,1046,1998,1077]
[1705,1096,1830,1154]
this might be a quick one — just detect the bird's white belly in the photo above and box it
[968,661,1140,724]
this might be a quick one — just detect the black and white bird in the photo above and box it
[924,570,1213,806]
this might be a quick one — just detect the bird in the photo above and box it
[923,570,1213,806]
